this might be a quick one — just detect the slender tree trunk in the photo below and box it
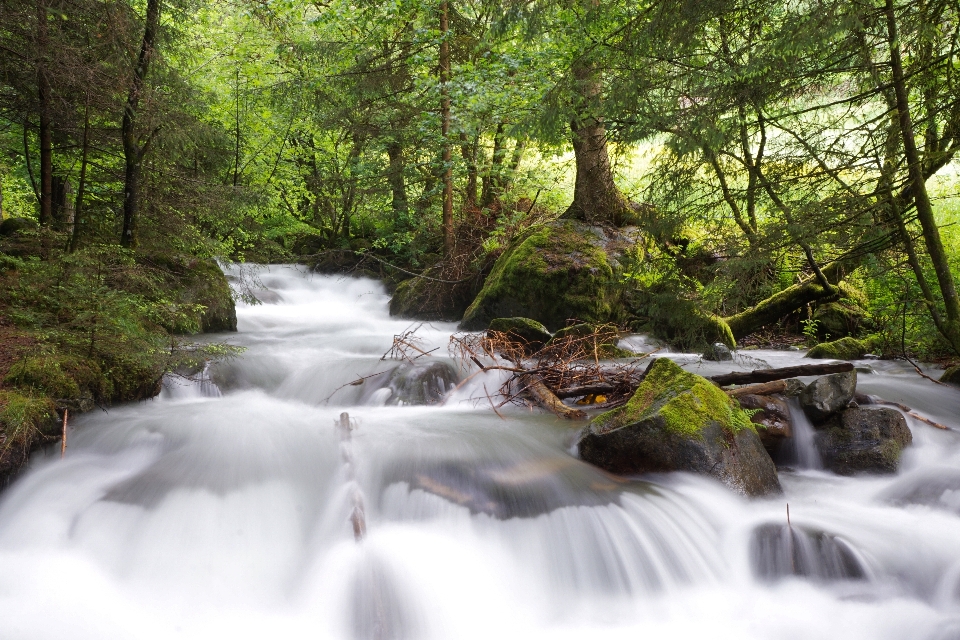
[233,66,241,187]
[36,0,52,227]
[439,0,453,256]
[386,140,408,217]
[564,59,631,225]
[459,132,478,210]
[884,0,960,350]
[70,101,90,253]
[481,123,506,207]
[121,0,161,248]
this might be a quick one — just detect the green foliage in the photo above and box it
[0,390,57,448]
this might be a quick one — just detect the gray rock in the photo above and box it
[702,342,733,361]
[750,523,866,582]
[384,361,459,406]
[801,370,857,423]
[815,407,912,475]
[940,365,960,387]
[783,378,805,397]
[577,358,781,497]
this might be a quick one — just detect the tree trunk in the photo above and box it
[386,140,408,218]
[884,0,960,352]
[36,0,52,227]
[481,122,506,207]
[460,132,478,210]
[563,59,632,226]
[69,101,90,253]
[121,0,161,248]
[439,0,453,256]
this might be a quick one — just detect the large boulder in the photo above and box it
[806,337,867,360]
[814,407,912,475]
[389,263,485,322]
[460,220,638,331]
[800,370,857,423]
[577,358,781,496]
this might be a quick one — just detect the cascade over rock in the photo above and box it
[576,358,781,496]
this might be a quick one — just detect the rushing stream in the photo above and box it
[2,265,960,639]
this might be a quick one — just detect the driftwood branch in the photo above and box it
[711,363,854,387]
[554,383,616,399]
[725,380,788,397]
[520,374,587,420]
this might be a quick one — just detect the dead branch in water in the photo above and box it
[448,326,650,419]
[711,363,854,387]
[726,380,788,398]
[60,409,68,459]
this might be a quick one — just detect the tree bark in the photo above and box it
[439,0,453,256]
[69,100,90,252]
[884,0,960,352]
[563,59,633,226]
[36,0,52,227]
[120,0,161,248]
[386,140,408,218]
[520,374,587,419]
[711,363,853,387]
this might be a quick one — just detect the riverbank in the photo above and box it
[0,226,239,487]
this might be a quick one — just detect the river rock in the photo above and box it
[460,220,638,332]
[384,361,459,405]
[488,317,553,348]
[940,365,960,387]
[806,337,867,360]
[577,358,781,497]
[814,407,912,475]
[750,523,866,582]
[737,394,792,454]
[702,342,733,361]
[882,468,960,514]
[800,370,857,423]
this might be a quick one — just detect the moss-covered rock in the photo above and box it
[814,407,912,475]
[0,390,57,488]
[181,259,237,333]
[545,323,635,358]
[626,289,736,350]
[0,217,38,237]
[940,365,960,386]
[813,302,865,340]
[805,337,867,360]
[4,355,109,411]
[389,266,485,322]
[577,358,781,496]
[488,317,553,346]
[460,220,638,331]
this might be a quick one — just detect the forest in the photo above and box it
[2,0,960,468]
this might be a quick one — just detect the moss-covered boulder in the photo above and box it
[806,337,866,360]
[488,317,553,347]
[940,365,960,386]
[181,259,237,333]
[460,220,638,331]
[576,358,781,496]
[0,217,38,237]
[814,407,912,475]
[626,288,736,350]
[4,354,109,412]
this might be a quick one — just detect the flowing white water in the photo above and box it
[1,265,960,640]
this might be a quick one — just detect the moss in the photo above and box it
[488,317,553,344]
[940,365,960,386]
[806,337,866,360]
[4,355,108,402]
[0,390,57,446]
[460,220,621,331]
[593,358,755,438]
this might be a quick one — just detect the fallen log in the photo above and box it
[725,380,788,398]
[554,383,616,399]
[711,363,854,387]
[520,373,587,420]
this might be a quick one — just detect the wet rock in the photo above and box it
[750,523,866,582]
[737,394,792,453]
[389,262,485,321]
[800,370,857,423]
[252,289,283,304]
[384,361,459,406]
[460,220,639,332]
[882,468,960,514]
[815,407,912,475]
[806,337,867,360]
[939,365,960,387]
[783,378,806,397]
[488,317,553,348]
[577,358,781,497]
[702,342,733,362]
